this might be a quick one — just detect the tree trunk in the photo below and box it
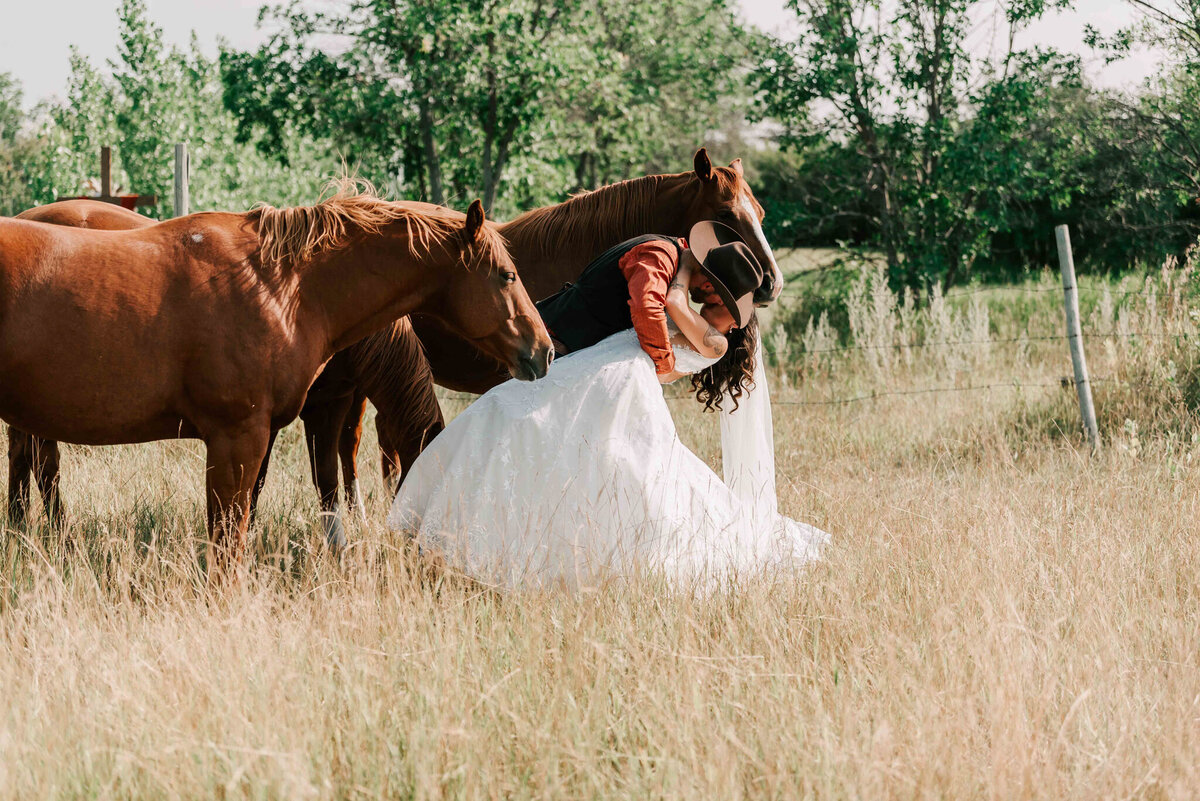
[866,145,901,283]
[490,120,517,211]
[942,250,960,292]
[481,90,519,213]
[573,151,592,191]
[418,97,444,206]
[482,87,496,213]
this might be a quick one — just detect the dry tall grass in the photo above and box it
[2,262,1200,798]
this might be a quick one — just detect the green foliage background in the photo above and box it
[0,0,1197,290]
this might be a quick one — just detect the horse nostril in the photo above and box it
[522,349,550,380]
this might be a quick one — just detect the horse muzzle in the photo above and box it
[510,340,552,382]
[754,266,785,306]
[486,313,552,382]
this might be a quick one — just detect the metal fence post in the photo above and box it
[1055,224,1101,453]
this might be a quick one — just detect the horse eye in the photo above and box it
[502,271,517,284]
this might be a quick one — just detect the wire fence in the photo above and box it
[668,378,1121,407]
[774,277,1179,299]
[435,279,1194,412]
[775,329,1192,357]
[441,377,1114,409]
[760,271,1195,414]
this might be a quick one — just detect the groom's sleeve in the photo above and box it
[619,240,676,375]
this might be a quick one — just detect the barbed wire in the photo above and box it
[444,376,1126,409]
[782,334,1058,355]
[954,285,1184,299]
[774,284,1187,301]
[659,378,1119,408]
[435,316,1189,409]
[768,328,1194,358]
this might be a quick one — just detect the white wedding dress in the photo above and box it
[387,325,828,589]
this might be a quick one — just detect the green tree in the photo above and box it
[223,0,588,212]
[546,0,756,191]
[221,0,754,216]
[1082,1,1200,264]
[28,0,334,216]
[1092,1,1200,61]
[16,50,121,205]
[0,72,39,216]
[757,0,1079,289]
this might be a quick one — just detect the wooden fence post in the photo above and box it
[174,143,189,218]
[1055,224,1101,453]
[100,146,112,199]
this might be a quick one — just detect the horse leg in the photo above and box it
[399,414,445,480]
[204,422,271,581]
[302,394,355,550]
[376,406,445,499]
[339,391,368,522]
[394,412,446,497]
[373,374,446,499]
[30,437,64,528]
[246,428,279,528]
[377,420,403,500]
[6,426,34,527]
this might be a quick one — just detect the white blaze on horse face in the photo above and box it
[739,195,783,293]
[191,233,204,244]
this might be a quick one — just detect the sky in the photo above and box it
[0,0,1166,110]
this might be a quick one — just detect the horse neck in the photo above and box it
[499,173,697,298]
[297,235,451,357]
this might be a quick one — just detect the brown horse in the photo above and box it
[0,189,550,571]
[416,149,783,394]
[343,148,785,492]
[5,201,446,546]
[6,201,154,527]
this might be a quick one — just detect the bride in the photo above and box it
[387,254,828,589]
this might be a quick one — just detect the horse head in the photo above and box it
[439,200,552,381]
[686,148,784,305]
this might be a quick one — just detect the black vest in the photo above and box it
[535,234,682,355]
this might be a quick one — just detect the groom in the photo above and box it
[536,222,766,381]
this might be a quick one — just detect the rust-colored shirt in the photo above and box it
[618,237,687,375]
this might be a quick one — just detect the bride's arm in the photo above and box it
[665,258,728,360]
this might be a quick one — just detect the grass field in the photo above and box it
[2,254,1200,798]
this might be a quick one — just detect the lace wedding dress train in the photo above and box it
[387,328,828,589]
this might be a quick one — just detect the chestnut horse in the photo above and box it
[274,148,786,531]
[0,189,550,571]
[333,148,783,485]
[6,200,153,527]
[358,148,785,488]
[5,201,445,546]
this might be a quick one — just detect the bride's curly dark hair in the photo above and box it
[691,315,758,412]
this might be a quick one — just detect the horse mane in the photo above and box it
[250,178,486,268]
[502,173,680,260]
[500,166,743,260]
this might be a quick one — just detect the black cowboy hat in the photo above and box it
[688,220,764,327]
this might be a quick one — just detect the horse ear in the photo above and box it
[729,158,744,177]
[694,148,714,183]
[464,199,485,243]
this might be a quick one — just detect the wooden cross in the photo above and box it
[57,146,157,210]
